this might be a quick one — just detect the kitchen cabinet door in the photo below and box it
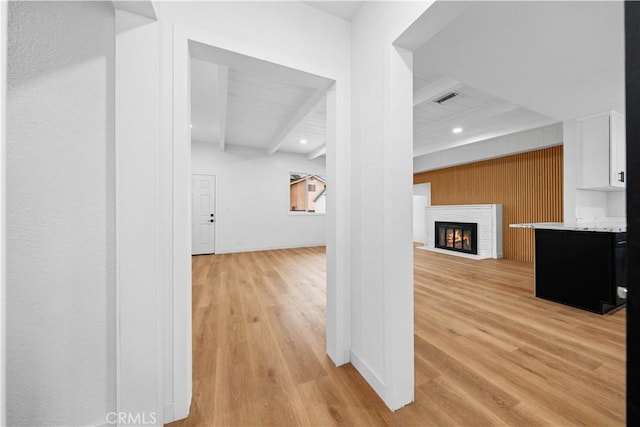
[577,110,626,190]
[610,111,626,188]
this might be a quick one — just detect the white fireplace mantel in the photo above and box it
[420,204,503,259]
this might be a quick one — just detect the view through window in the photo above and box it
[289,173,327,214]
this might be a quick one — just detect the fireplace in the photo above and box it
[435,221,478,255]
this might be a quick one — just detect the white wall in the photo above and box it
[191,142,326,253]
[413,183,430,244]
[608,191,626,217]
[6,2,115,425]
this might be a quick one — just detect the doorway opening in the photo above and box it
[173,30,343,423]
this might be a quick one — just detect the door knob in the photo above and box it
[617,286,627,299]
[210,213,214,217]
[209,219,214,223]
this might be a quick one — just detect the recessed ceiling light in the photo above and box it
[300,139,308,145]
[190,124,193,128]
[452,127,463,134]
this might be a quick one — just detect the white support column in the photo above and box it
[115,8,163,426]
[325,82,351,365]
[170,25,193,422]
[350,0,429,412]
[382,45,414,410]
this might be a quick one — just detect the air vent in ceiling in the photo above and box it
[433,92,459,104]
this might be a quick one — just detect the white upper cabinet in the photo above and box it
[577,110,626,190]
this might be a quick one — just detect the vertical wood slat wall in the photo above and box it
[414,146,563,263]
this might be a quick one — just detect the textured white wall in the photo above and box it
[191,142,326,253]
[6,2,115,425]
[1,1,7,424]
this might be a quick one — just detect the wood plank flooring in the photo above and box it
[166,245,626,427]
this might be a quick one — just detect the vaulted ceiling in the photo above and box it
[189,40,332,159]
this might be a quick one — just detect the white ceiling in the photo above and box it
[190,41,333,158]
[225,68,315,149]
[413,73,557,156]
[301,1,362,21]
[278,101,327,155]
[409,0,624,154]
[191,1,625,160]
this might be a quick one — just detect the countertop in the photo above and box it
[509,222,626,233]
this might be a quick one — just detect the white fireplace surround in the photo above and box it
[421,204,503,259]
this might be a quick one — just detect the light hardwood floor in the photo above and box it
[166,245,626,427]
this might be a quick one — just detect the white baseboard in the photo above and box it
[416,245,490,260]
[163,403,174,424]
[162,400,191,425]
[215,241,326,254]
[349,349,385,401]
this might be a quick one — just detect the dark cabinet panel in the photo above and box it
[534,229,626,314]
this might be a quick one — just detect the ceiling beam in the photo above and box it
[267,89,326,155]
[414,77,461,106]
[307,145,326,160]
[190,41,332,91]
[216,65,229,151]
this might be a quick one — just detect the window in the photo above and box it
[289,173,326,214]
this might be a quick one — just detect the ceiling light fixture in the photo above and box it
[452,127,463,134]
[300,139,308,145]
[190,124,193,128]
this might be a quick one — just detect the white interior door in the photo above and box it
[191,174,215,255]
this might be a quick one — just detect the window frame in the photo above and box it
[287,172,326,216]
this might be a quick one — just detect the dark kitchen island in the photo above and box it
[510,222,627,315]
